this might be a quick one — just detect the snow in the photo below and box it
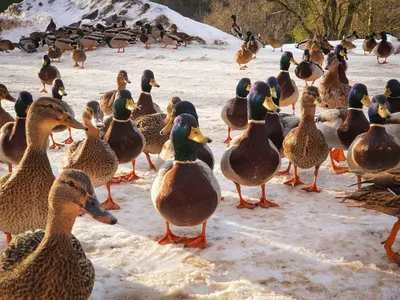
[1,2,400,298]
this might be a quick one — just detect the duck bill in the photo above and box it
[246,84,252,92]
[378,104,390,119]
[60,113,88,131]
[314,98,329,108]
[384,88,391,97]
[361,95,371,107]
[270,87,277,99]
[290,58,298,65]
[125,98,137,111]
[58,87,67,97]
[160,118,174,135]
[263,96,279,112]
[82,194,118,225]
[5,93,16,102]
[339,50,347,59]
[150,78,160,88]
[188,127,208,144]
[124,76,131,84]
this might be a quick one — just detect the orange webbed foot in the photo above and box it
[184,236,207,249]
[302,184,321,193]
[101,197,120,210]
[122,172,141,181]
[284,176,303,187]
[49,141,65,150]
[158,233,184,245]
[62,137,74,144]
[256,197,279,208]
[237,199,256,209]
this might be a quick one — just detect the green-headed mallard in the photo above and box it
[72,44,87,69]
[347,95,400,188]
[334,45,349,85]
[151,114,220,249]
[294,49,324,87]
[319,52,351,108]
[100,70,131,116]
[221,78,251,143]
[60,101,119,210]
[140,26,157,50]
[245,32,263,58]
[0,91,33,173]
[130,70,161,120]
[0,84,15,129]
[38,55,61,93]
[373,31,395,64]
[0,169,117,299]
[0,97,86,240]
[277,51,299,115]
[103,90,145,189]
[47,44,62,62]
[362,32,378,55]
[156,101,214,171]
[221,81,281,209]
[317,84,370,174]
[282,86,329,192]
[384,79,400,113]
[235,43,252,70]
[135,97,182,171]
[231,15,243,39]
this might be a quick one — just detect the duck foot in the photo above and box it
[111,176,123,184]
[329,150,348,174]
[40,88,48,93]
[302,184,321,193]
[224,128,232,144]
[184,222,207,249]
[284,165,303,186]
[74,62,79,67]
[101,197,120,210]
[158,222,184,245]
[62,137,74,144]
[235,183,256,209]
[145,153,156,171]
[381,221,400,265]
[5,233,12,244]
[121,171,141,181]
[8,164,12,173]
[49,133,65,149]
[256,197,279,208]
[277,162,292,176]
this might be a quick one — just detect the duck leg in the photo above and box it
[81,61,85,69]
[304,81,308,87]
[381,220,400,265]
[101,182,120,210]
[302,166,322,192]
[121,160,141,181]
[40,83,47,93]
[235,183,256,209]
[5,233,12,244]
[161,44,168,48]
[224,127,232,144]
[74,62,79,67]
[329,149,348,174]
[357,176,362,190]
[284,165,304,186]
[184,222,208,249]
[292,104,296,116]
[145,153,156,171]
[8,164,12,173]
[49,133,65,149]
[158,221,184,245]
[277,162,292,176]
[62,127,74,144]
[256,184,279,208]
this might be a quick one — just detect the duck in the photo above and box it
[147,23,163,40]
[310,39,324,66]
[340,36,356,50]
[0,84,15,129]
[319,52,351,108]
[221,81,281,209]
[135,97,182,171]
[140,26,156,49]
[156,101,214,171]
[221,78,251,143]
[277,51,299,115]
[347,95,400,188]
[362,32,378,55]
[345,30,359,42]
[373,31,395,64]
[38,55,61,93]
[334,44,349,85]
[45,18,57,33]
[54,38,77,52]
[106,36,130,53]
[0,169,117,299]
[384,79,400,113]
[72,44,87,69]
[79,35,100,51]
[168,24,193,46]
[245,32,263,58]
[282,86,329,192]
[47,44,62,62]
[234,43,252,70]
[100,70,131,116]
[0,40,15,53]
[130,70,161,120]
[0,91,33,173]
[0,96,86,241]
[316,84,370,174]
[294,49,324,86]
[265,36,283,52]
[160,30,183,49]
[151,113,220,249]
[231,15,243,39]
[60,101,119,210]
[103,89,145,185]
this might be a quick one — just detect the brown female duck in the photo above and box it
[100,70,131,116]
[234,43,252,70]
[72,44,86,69]
[0,84,15,129]
[38,55,61,93]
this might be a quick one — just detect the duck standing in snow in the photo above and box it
[374,31,395,64]
[384,79,400,113]
[294,49,324,86]
[334,45,349,85]
[231,15,243,39]
[100,70,131,116]
[234,43,252,70]
[45,18,57,33]
[0,40,15,53]
[277,51,299,115]
[362,32,378,55]
[0,84,15,129]
[245,32,263,59]
[345,31,359,42]
[152,114,220,249]
[38,55,61,93]
[72,44,86,69]
[160,29,183,50]
[48,44,62,62]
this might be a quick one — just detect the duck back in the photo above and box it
[277,72,295,100]
[337,110,369,148]
[221,97,248,130]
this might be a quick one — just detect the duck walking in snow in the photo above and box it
[277,51,299,115]
[373,31,394,64]
[38,55,61,93]
[294,49,324,86]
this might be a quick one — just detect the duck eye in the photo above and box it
[46,104,54,109]
[67,181,74,187]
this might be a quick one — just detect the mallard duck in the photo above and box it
[334,45,349,85]
[48,79,76,149]
[147,24,163,40]
[168,24,192,46]
[340,36,356,50]
[45,18,56,33]
[0,170,117,299]
[0,91,33,173]
[38,55,61,93]
[80,35,100,51]
[135,97,182,171]
[347,95,400,188]
[130,70,161,120]
[319,53,351,108]
[151,114,220,249]
[384,79,400,113]
[221,78,251,143]
[362,32,378,55]
[140,26,156,49]
[0,96,86,240]
[317,84,370,174]
[294,49,324,86]
[160,30,183,49]
[310,40,324,66]
[103,89,145,185]
[373,31,395,64]
[72,44,87,69]
[60,101,119,210]
[221,81,281,209]
[54,38,76,52]
[277,51,299,115]
[231,15,243,39]
[320,34,335,51]
[245,32,263,58]
[106,36,130,53]
[282,86,329,192]
[296,35,334,51]
[234,43,252,70]
[47,44,62,62]
[265,36,283,52]
[100,70,130,116]
[345,31,359,42]
[0,84,15,129]
[156,101,214,171]
[0,40,15,53]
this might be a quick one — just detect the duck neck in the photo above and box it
[84,118,100,136]
[44,200,79,240]
[173,139,197,162]
[324,67,340,85]
[117,77,127,90]
[299,105,317,127]
[280,62,290,71]
[246,120,269,138]
[26,114,58,150]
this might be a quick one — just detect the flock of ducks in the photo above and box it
[0,14,399,299]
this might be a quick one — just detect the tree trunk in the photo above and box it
[338,0,361,38]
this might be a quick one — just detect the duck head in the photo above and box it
[231,15,237,23]
[236,78,251,98]
[300,86,328,112]
[302,49,311,62]
[266,76,281,106]
[324,52,339,71]
[112,89,137,120]
[117,70,131,84]
[141,69,160,93]
[170,113,208,162]
[42,54,51,66]
[82,101,104,129]
[248,81,279,120]
[380,31,388,41]
[0,84,15,102]
[369,95,390,124]
[15,91,33,118]
[384,79,400,98]
[334,44,347,60]
[348,83,370,108]
[280,51,297,71]
[51,79,67,100]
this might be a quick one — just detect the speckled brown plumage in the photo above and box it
[234,43,252,67]
[72,48,86,67]
[0,118,27,166]
[100,71,130,116]
[131,92,160,120]
[310,41,324,66]
[0,84,15,128]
